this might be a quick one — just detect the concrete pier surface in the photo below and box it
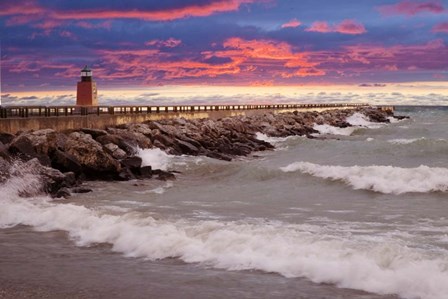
[0,103,392,134]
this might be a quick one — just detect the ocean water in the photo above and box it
[1,106,448,299]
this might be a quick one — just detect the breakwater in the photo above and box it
[0,106,402,199]
[0,103,376,134]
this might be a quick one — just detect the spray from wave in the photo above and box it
[313,113,386,136]
[313,124,355,136]
[280,162,448,194]
[1,166,448,299]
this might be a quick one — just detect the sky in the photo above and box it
[1,0,448,105]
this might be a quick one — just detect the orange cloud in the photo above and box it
[54,0,256,22]
[2,0,257,28]
[91,37,325,84]
[281,18,302,28]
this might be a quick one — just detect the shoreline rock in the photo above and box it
[0,107,406,198]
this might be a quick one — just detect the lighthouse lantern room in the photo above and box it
[76,65,98,106]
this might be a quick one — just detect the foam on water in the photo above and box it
[137,148,173,170]
[313,124,356,136]
[135,182,174,195]
[1,173,448,299]
[137,148,202,171]
[312,112,387,137]
[388,137,426,144]
[255,132,301,144]
[346,113,384,129]
[281,162,448,194]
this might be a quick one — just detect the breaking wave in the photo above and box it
[313,113,387,137]
[346,113,384,128]
[1,170,448,299]
[280,162,448,194]
[137,148,174,170]
[313,124,355,136]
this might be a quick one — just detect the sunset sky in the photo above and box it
[1,0,447,105]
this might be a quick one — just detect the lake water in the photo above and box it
[1,106,447,299]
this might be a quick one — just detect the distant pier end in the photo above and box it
[76,65,98,106]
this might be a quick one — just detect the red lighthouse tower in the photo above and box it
[76,65,98,106]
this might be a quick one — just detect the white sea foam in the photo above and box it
[135,181,174,195]
[346,113,384,128]
[1,180,448,299]
[388,137,425,145]
[280,162,448,194]
[2,165,448,299]
[137,148,173,170]
[255,132,299,144]
[313,113,385,137]
[387,116,402,123]
[313,124,355,136]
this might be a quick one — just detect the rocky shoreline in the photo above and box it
[0,107,406,198]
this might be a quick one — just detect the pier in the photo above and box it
[0,103,387,134]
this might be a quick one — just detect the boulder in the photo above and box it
[106,128,152,150]
[117,167,136,181]
[104,143,127,160]
[8,135,51,166]
[9,158,77,197]
[96,134,135,155]
[0,132,15,145]
[80,128,108,139]
[51,149,83,175]
[137,165,153,179]
[64,132,121,179]
[175,139,200,155]
[120,156,142,173]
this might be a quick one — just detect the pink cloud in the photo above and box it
[433,22,448,33]
[55,0,256,22]
[0,0,43,16]
[335,20,367,35]
[281,18,302,28]
[306,21,332,33]
[306,20,366,35]
[378,0,445,16]
[2,0,257,28]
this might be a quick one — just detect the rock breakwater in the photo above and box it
[0,107,404,198]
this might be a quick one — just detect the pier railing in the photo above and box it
[0,103,369,119]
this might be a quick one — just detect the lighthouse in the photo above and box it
[76,65,98,106]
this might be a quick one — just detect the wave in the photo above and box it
[313,124,356,136]
[388,137,426,145]
[388,137,447,146]
[313,113,386,137]
[137,148,203,171]
[280,162,448,194]
[1,173,448,299]
[255,132,290,144]
[137,148,174,170]
[346,113,384,129]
